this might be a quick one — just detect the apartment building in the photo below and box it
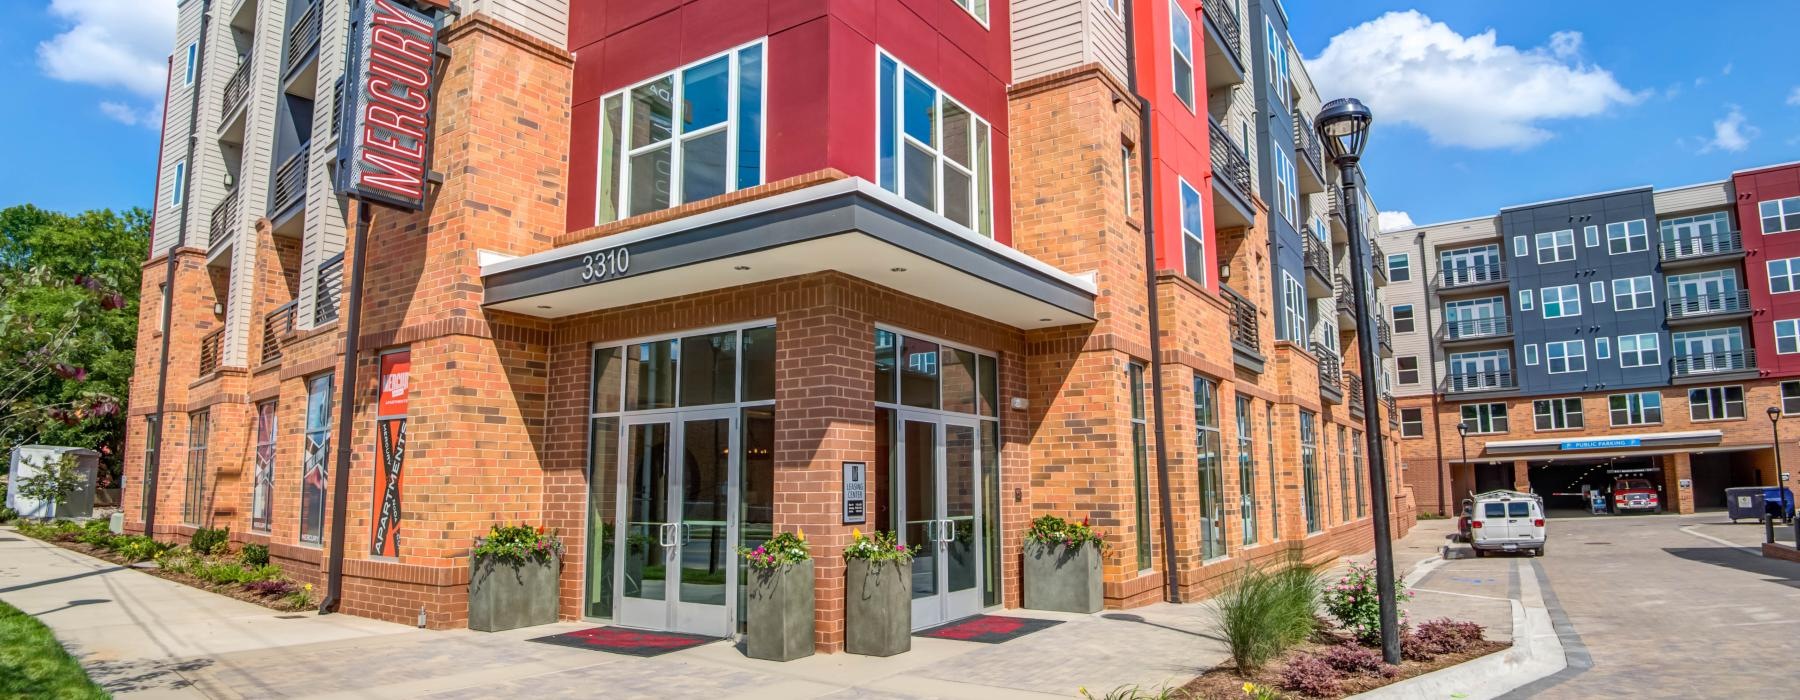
[125,0,1408,650]
[1381,161,1800,517]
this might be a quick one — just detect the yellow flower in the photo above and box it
[851,528,862,542]
[796,528,805,541]
[1243,683,1255,694]
[304,583,313,591]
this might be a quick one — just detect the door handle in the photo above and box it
[941,519,956,543]
[660,523,676,548]
[680,522,693,545]
[924,520,938,542]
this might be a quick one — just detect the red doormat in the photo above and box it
[914,615,1063,644]
[527,626,719,657]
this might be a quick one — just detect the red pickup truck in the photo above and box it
[1611,478,1661,514]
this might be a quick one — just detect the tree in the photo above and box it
[0,205,149,484]
[16,453,86,519]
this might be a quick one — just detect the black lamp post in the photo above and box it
[1457,422,1469,467]
[1769,407,1790,537]
[1317,98,1401,664]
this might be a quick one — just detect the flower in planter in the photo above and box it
[1025,514,1106,551]
[473,524,564,566]
[844,529,918,563]
[738,530,810,569]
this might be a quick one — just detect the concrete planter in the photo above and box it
[845,558,911,656]
[745,559,816,662]
[468,554,559,632]
[1022,541,1103,613]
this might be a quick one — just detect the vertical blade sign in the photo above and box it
[335,0,441,210]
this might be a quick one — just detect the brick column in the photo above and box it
[1512,460,1532,494]
[1664,453,1695,514]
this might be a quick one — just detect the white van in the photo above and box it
[1469,490,1547,557]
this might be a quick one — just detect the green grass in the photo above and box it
[1212,556,1323,672]
[0,600,109,700]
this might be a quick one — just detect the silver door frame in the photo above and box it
[612,408,740,638]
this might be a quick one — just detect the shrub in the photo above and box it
[1076,685,1187,699]
[114,536,171,563]
[1319,643,1397,678]
[239,543,270,567]
[471,524,563,566]
[1278,654,1343,698]
[244,580,296,597]
[738,530,809,569]
[1403,618,1486,661]
[1214,559,1322,672]
[189,527,230,556]
[281,584,314,610]
[75,526,116,549]
[843,528,918,563]
[1324,562,1413,645]
[0,505,17,524]
[1025,514,1106,551]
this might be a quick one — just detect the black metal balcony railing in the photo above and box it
[1347,372,1365,414]
[200,327,225,376]
[1201,0,1243,66]
[1383,392,1397,418]
[271,143,309,215]
[1667,290,1751,320]
[315,253,344,325]
[1659,231,1743,262]
[1441,371,1516,394]
[210,188,241,248]
[1376,315,1393,349]
[1303,233,1331,281]
[284,1,322,75]
[1223,284,1259,354]
[331,76,345,137]
[222,58,253,117]
[1335,277,1355,317]
[1441,316,1512,341]
[1371,241,1387,281]
[1435,261,1507,290]
[1672,349,1754,377]
[1294,113,1323,177]
[1209,117,1253,198]
[262,301,297,365]
[1314,343,1342,391]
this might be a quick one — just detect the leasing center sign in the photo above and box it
[335,0,441,210]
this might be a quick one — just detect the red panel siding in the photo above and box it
[1738,163,1800,378]
[1129,0,1216,292]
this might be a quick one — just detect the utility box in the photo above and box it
[6,446,101,519]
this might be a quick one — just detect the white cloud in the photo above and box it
[1378,211,1416,232]
[1701,105,1757,153]
[99,100,160,128]
[1721,62,1734,76]
[1306,11,1643,149]
[38,0,178,98]
[1788,87,1800,106]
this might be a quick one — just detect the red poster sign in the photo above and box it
[378,350,411,417]
[371,350,411,557]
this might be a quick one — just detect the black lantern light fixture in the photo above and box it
[1316,96,1401,664]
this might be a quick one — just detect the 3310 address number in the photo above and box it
[580,248,630,281]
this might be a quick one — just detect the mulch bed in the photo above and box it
[1179,638,1510,699]
[23,535,312,614]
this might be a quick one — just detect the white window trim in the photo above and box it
[1519,289,1534,311]
[1523,343,1539,366]
[185,43,199,86]
[1583,225,1599,248]
[1387,253,1410,280]
[1546,339,1586,374]
[1611,276,1655,311]
[949,0,990,27]
[1533,397,1584,431]
[1460,403,1509,435]
[1762,196,1800,235]
[171,160,187,206]
[1777,319,1800,355]
[1595,337,1611,360]
[1770,258,1800,295]
[1178,177,1205,285]
[1391,304,1414,333]
[1535,230,1575,264]
[1541,284,1582,319]
[1589,281,1606,303]
[1282,272,1305,343]
[1617,333,1660,368]
[1513,235,1528,258]
[877,49,995,236]
[1170,0,1196,113]
[1781,380,1800,416]
[1605,219,1649,255]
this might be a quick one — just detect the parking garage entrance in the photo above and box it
[1527,457,1666,513]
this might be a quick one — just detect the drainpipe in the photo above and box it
[144,0,212,540]
[1416,231,1449,514]
[320,203,372,615]
[1121,0,1181,604]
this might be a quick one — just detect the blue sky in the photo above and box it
[3,2,1799,228]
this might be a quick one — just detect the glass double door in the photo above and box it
[895,412,984,629]
[614,409,737,637]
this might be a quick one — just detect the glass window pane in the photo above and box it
[902,72,936,145]
[599,95,624,223]
[903,143,936,210]
[740,325,776,402]
[942,102,971,167]
[736,407,775,631]
[980,420,1000,606]
[978,354,999,417]
[900,336,940,409]
[591,347,622,413]
[679,331,737,406]
[878,57,897,191]
[681,129,729,203]
[875,329,898,404]
[627,146,672,216]
[626,339,678,410]
[943,348,978,414]
[585,416,618,619]
[735,45,763,188]
[629,77,673,147]
[943,167,973,227]
[681,56,729,131]
[975,127,992,238]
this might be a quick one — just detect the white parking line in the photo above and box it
[1678,525,1763,555]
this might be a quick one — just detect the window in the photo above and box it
[1392,304,1415,333]
[1523,343,1539,365]
[1762,196,1800,234]
[1589,281,1606,303]
[1583,224,1599,248]
[1337,426,1350,523]
[171,161,186,206]
[1265,18,1290,105]
[1688,385,1745,421]
[1541,285,1582,318]
[1236,395,1256,545]
[184,43,198,86]
[1460,403,1509,434]
[1513,235,1528,257]
[300,374,334,544]
[1617,333,1660,368]
[1179,178,1206,286]
[1400,408,1424,437]
[1397,356,1419,385]
[950,0,988,24]
[1595,337,1611,360]
[597,41,766,224]
[1196,377,1224,560]
[251,401,277,532]
[878,53,994,235]
[1272,149,1297,225]
[1281,272,1306,343]
[1352,431,1366,517]
[1605,219,1649,254]
[1611,276,1655,310]
[1387,253,1411,282]
[1519,289,1534,311]
[1121,146,1134,216]
[1535,229,1576,264]
[1533,398,1584,431]
[1782,381,1800,415]
[1265,403,1278,541]
[1609,392,1662,426]
[1170,0,1196,111]
[1779,320,1800,355]
[1130,363,1152,570]
[1300,410,1319,533]
[1769,258,1800,294]
[183,411,210,525]
[1545,340,1586,374]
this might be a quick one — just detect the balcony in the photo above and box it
[1327,189,1349,242]
[1672,349,1756,383]
[1315,343,1343,405]
[1209,117,1254,228]
[315,253,344,325]
[1302,232,1333,296]
[1223,284,1264,373]
[261,301,296,365]
[1347,372,1365,417]
[1335,276,1356,325]
[1376,315,1393,356]
[1434,261,1507,294]
[271,143,309,217]
[1666,290,1751,326]
[1438,316,1513,346]
[1440,370,1517,396]
[283,1,321,77]
[1200,0,1245,90]
[1659,231,1744,269]
[222,58,253,120]
[199,327,225,376]
[209,188,241,251]
[1294,114,1325,194]
[1383,392,1398,429]
[1371,241,1388,285]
